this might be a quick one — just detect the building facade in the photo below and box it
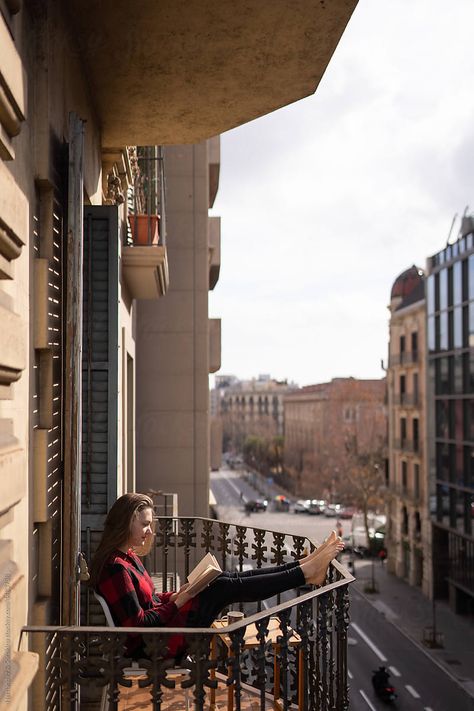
[426,215,474,615]
[0,1,357,707]
[284,378,387,498]
[386,266,431,595]
[136,141,221,516]
[214,375,296,455]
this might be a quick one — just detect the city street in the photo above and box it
[211,467,474,711]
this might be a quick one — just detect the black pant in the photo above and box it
[187,561,304,627]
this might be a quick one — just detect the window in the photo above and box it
[435,357,450,395]
[454,306,463,348]
[414,464,420,499]
[401,506,408,535]
[411,331,418,356]
[453,260,462,305]
[469,255,474,300]
[413,418,419,451]
[399,374,406,398]
[440,311,448,350]
[400,335,406,354]
[344,407,357,422]
[413,372,419,403]
[400,417,407,443]
[427,274,436,315]
[401,461,408,492]
[440,268,448,310]
[436,400,449,439]
[427,316,435,352]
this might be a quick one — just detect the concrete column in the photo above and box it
[136,143,210,517]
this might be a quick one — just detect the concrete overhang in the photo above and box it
[208,216,221,290]
[121,245,169,299]
[66,1,358,147]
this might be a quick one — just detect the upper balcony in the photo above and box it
[389,351,419,367]
[208,216,221,290]
[393,393,420,408]
[122,146,170,300]
[23,515,354,710]
[208,137,220,209]
[393,438,422,455]
[66,1,358,146]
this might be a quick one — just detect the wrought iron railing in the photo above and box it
[22,516,354,711]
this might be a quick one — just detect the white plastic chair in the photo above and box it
[93,590,192,708]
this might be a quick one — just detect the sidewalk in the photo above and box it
[351,557,474,701]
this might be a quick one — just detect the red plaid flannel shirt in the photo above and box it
[97,549,196,658]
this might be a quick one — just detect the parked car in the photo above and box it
[324,503,342,517]
[307,499,326,515]
[339,506,356,519]
[244,498,268,513]
[293,499,310,514]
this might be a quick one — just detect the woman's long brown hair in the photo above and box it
[89,493,154,590]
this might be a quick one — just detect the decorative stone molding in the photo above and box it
[0,431,23,517]
[0,303,24,395]
[0,12,26,160]
[102,147,132,205]
[0,162,27,279]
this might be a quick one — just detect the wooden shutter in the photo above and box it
[81,206,119,625]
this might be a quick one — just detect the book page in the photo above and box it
[187,552,218,585]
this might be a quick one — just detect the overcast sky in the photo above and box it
[209,0,474,389]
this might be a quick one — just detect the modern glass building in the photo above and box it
[426,216,474,614]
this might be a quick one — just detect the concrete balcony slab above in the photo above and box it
[66,0,358,146]
[122,245,169,299]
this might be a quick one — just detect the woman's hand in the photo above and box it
[170,583,193,608]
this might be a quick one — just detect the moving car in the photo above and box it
[244,498,268,513]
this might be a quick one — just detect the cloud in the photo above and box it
[209,0,474,387]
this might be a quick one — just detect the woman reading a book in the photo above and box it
[90,493,344,659]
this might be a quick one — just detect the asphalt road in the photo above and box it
[211,467,474,711]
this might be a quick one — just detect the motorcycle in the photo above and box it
[372,667,397,703]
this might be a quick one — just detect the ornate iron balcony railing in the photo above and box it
[22,516,354,711]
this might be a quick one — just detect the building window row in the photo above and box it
[435,398,474,442]
[435,442,474,488]
[431,354,474,395]
[427,250,474,311]
[435,483,473,536]
[427,301,474,353]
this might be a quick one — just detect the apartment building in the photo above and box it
[284,378,387,498]
[426,216,474,616]
[0,1,357,707]
[214,374,296,455]
[386,266,431,595]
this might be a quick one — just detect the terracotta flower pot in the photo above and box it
[128,214,160,245]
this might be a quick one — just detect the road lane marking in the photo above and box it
[389,666,401,677]
[424,708,434,711]
[348,669,353,679]
[351,622,387,662]
[359,689,377,710]
[406,685,420,698]
[224,475,245,498]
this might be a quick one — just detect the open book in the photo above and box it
[186,552,222,596]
